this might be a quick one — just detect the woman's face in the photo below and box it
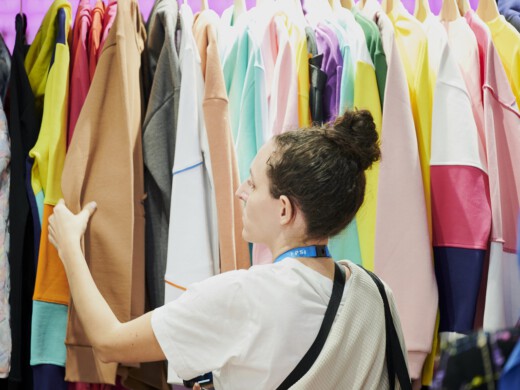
[235,140,281,245]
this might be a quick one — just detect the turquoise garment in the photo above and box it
[30,301,68,365]
[326,19,361,265]
[223,24,267,182]
[35,190,44,224]
[329,222,362,265]
[352,8,387,107]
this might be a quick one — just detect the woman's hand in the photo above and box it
[48,199,97,261]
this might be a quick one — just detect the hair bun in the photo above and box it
[325,109,381,171]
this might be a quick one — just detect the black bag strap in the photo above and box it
[276,262,346,390]
[361,267,412,390]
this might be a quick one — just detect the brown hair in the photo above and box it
[267,109,381,240]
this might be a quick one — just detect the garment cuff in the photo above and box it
[407,351,427,379]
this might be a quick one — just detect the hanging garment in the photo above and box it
[61,0,147,383]
[0,98,11,379]
[68,0,91,147]
[193,9,250,273]
[0,35,10,102]
[469,12,520,332]
[142,0,181,311]
[387,2,433,242]
[362,2,438,381]
[328,8,381,272]
[352,8,387,106]
[88,0,105,81]
[305,26,327,124]
[164,3,217,303]
[7,12,38,388]
[314,22,342,122]
[442,17,487,168]
[222,7,267,183]
[100,0,117,58]
[486,15,520,109]
[498,0,520,32]
[426,22,490,335]
[26,5,71,386]
[325,7,364,266]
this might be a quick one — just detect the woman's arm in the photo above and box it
[49,199,166,364]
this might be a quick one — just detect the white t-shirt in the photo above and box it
[151,258,350,389]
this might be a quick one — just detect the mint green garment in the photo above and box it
[30,301,68,365]
[325,20,362,265]
[352,8,388,107]
[223,25,267,182]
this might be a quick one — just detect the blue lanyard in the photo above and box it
[274,245,332,263]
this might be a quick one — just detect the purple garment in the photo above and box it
[314,23,343,122]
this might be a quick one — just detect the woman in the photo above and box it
[49,109,409,389]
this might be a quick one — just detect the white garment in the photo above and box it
[0,99,10,378]
[152,258,351,389]
[165,4,218,303]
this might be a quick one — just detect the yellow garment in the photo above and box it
[354,61,382,272]
[27,11,71,305]
[388,4,433,234]
[487,15,520,108]
[25,0,71,116]
[285,16,311,128]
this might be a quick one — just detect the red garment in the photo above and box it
[68,0,91,147]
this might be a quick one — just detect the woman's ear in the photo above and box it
[279,195,296,225]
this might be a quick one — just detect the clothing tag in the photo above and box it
[274,245,331,263]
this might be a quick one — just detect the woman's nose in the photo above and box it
[235,182,249,202]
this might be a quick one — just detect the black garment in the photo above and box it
[305,26,326,125]
[5,13,39,388]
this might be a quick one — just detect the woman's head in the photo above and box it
[236,109,380,245]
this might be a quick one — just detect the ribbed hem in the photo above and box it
[407,351,428,379]
[65,345,118,384]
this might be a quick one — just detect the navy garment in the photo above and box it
[5,13,39,388]
[434,247,485,333]
[498,0,520,32]
[25,157,40,271]
[32,366,67,390]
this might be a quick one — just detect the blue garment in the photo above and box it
[32,364,67,390]
[434,247,485,332]
[498,0,520,32]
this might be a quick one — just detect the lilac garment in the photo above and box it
[498,0,520,32]
[314,22,343,122]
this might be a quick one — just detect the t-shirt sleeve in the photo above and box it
[151,270,251,380]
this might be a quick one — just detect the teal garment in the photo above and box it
[329,222,363,265]
[30,301,68,365]
[223,25,267,182]
[35,190,44,223]
[326,19,361,265]
[352,8,387,107]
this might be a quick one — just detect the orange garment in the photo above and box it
[193,10,250,272]
[88,0,105,81]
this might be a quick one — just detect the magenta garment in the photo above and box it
[99,0,117,58]
[68,0,91,147]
